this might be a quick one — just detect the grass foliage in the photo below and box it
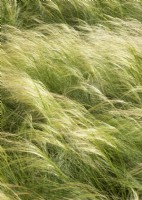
[1,0,142,199]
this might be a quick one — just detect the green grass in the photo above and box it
[1,0,142,200]
[1,0,142,27]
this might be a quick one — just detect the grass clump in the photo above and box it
[1,0,142,200]
[1,0,142,27]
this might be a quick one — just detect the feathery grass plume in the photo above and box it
[1,55,142,199]
[1,21,142,107]
[1,0,142,199]
[1,0,142,28]
[0,71,118,199]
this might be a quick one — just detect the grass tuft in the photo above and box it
[1,0,142,199]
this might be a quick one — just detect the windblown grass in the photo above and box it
[1,0,142,200]
[1,0,142,27]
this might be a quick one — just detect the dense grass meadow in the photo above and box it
[1,0,142,199]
